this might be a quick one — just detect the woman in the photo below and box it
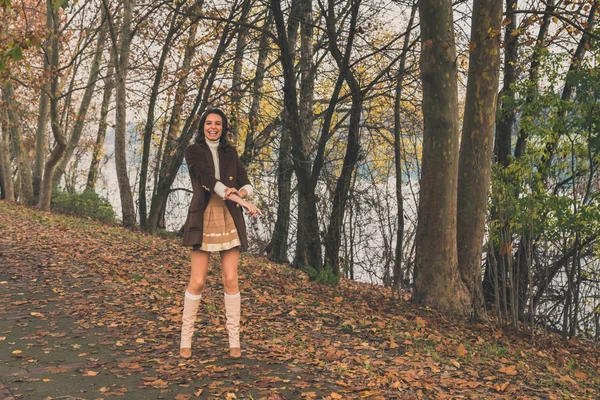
[180,108,261,359]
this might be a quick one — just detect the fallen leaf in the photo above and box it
[573,370,588,380]
[175,394,192,400]
[83,370,99,376]
[456,343,467,357]
[493,381,510,392]
[43,378,52,383]
[499,365,518,376]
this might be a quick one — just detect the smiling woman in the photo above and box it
[179,108,262,360]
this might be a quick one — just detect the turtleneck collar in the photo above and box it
[206,138,220,150]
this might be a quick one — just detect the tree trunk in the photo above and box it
[272,0,323,270]
[323,0,362,274]
[33,64,50,199]
[0,115,15,201]
[229,1,251,144]
[53,9,109,190]
[484,0,520,305]
[112,0,137,227]
[456,0,502,318]
[3,79,34,205]
[269,115,293,263]
[413,0,470,313]
[240,8,273,166]
[513,0,555,158]
[86,51,116,191]
[39,0,67,212]
[139,7,181,230]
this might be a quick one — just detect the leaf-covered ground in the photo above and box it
[0,202,599,400]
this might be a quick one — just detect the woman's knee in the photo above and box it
[188,277,206,293]
[222,274,238,290]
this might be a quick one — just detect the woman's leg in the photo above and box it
[180,249,210,358]
[221,247,241,358]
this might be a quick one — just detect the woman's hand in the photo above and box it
[241,201,263,218]
[223,187,238,199]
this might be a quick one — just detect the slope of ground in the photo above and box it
[0,202,599,399]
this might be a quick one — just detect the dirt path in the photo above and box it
[1,202,599,399]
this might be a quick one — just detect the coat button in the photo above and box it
[229,176,233,181]
[236,204,240,208]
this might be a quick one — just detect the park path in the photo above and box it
[1,202,599,399]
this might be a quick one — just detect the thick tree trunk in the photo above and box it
[53,10,109,190]
[39,0,67,212]
[139,8,180,230]
[413,0,471,313]
[113,0,137,227]
[456,0,502,318]
[86,52,116,191]
[3,79,34,205]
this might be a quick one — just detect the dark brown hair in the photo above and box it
[195,108,230,148]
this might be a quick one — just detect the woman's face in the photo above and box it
[203,113,223,141]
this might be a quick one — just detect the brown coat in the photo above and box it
[182,141,251,250]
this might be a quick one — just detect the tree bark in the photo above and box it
[413,0,471,313]
[513,0,555,158]
[33,63,50,199]
[271,0,322,270]
[323,0,363,274]
[2,79,34,205]
[293,0,321,269]
[53,9,109,190]
[139,7,181,230]
[39,0,67,212]
[484,0,520,305]
[240,8,273,166]
[0,115,15,201]
[229,1,251,144]
[112,0,137,227]
[269,113,293,263]
[456,0,502,318]
[493,0,518,167]
[86,51,116,191]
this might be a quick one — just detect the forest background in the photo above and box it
[1,0,600,343]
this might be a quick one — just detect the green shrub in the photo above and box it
[304,264,340,285]
[51,189,116,223]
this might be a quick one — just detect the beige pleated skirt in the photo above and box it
[194,194,241,252]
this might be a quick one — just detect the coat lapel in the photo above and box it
[218,146,230,181]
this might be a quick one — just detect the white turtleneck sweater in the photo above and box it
[206,139,253,198]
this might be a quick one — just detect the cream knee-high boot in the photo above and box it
[180,290,202,358]
[224,292,241,358]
